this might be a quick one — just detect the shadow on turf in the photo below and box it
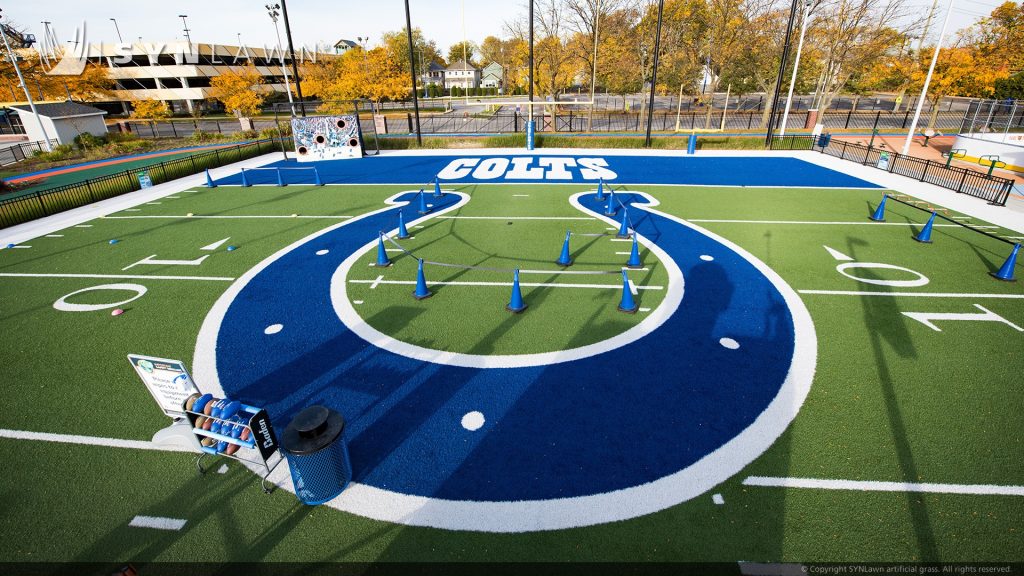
[845,236,939,562]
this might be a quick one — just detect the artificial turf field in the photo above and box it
[0,154,1022,571]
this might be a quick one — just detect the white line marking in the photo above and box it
[611,238,632,242]
[0,273,234,281]
[518,267,648,275]
[11,245,31,249]
[145,202,162,205]
[217,464,229,474]
[639,307,651,312]
[45,234,63,238]
[385,249,403,252]
[350,279,664,291]
[951,216,972,220]
[129,516,187,531]
[628,279,638,296]
[200,237,231,251]
[615,252,631,255]
[102,215,352,220]
[971,225,999,229]
[606,227,617,231]
[124,209,142,212]
[1004,236,1024,240]
[743,476,1024,497]
[822,245,854,261]
[438,216,594,220]
[0,428,191,452]
[74,224,92,228]
[181,190,200,193]
[712,493,725,505]
[799,290,1024,299]
[353,300,364,304]
[166,196,181,199]
[689,219,965,227]
[513,194,530,197]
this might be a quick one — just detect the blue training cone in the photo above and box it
[596,178,605,201]
[397,210,410,239]
[418,189,430,214]
[240,168,251,187]
[205,169,216,188]
[313,166,324,186]
[434,178,442,197]
[869,194,888,221]
[604,189,617,216]
[991,243,1020,281]
[914,211,936,243]
[556,231,573,267]
[506,269,527,313]
[626,235,642,268]
[617,270,638,314]
[374,233,392,267]
[413,259,432,300]
[276,167,286,187]
[617,208,631,239]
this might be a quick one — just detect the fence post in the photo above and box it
[85,180,96,202]
[844,108,853,129]
[171,122,178,138]
[36,192,47,216]
[214,149,221,166]
[217,121,223,134]
[956,169,968,193]
[920,160,930,182]
[190,155,197,172]
[160,162,168,182]
[902,110,910,128]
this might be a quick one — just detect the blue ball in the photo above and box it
[109,239,119,245]
[226,245,237,251]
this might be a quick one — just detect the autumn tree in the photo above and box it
[909,45,1006,129]
[382,27,442,80]
[447,41,478,66]
[301,47,406,112]
[210,65,266,117]
[130,98,171,124]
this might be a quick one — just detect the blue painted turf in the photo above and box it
[212,154,880,188]
[214,191,797,501]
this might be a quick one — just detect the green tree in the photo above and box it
[447,41,478,66]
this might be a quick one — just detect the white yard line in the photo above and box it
[437,216,594,220]
[350,279,663,290]
[44,234,64,238]
[799,289,1024,299]
[689,219,965,227]
[128,516,187,531]
[74,224,92,228]
[0,428,191,452]
[744,476,1024,497]
[0,273,234,281]
[102,215,352,220]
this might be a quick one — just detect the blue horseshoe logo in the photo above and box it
[194,188,816,532]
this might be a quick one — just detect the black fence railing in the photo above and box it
[0,138,283,229]
[0,139,60,167]
[770,135,1015,206]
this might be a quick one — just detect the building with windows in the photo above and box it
[333,39,358,54]
[444,60,480,91]
[72,41,330,115]
[420,61,446,87]
[481,62,503,90]
[11,101,107,145]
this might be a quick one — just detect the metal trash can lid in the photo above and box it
[282,405,345,455]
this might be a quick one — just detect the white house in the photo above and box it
[444,60,480,90]
[12,101,108,146]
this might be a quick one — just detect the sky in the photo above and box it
[10,0,1008,56]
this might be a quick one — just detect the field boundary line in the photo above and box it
[799,290,1024,299]
[744,476,1024,496]
[689,219,970,227]
[350,278,664,290]
[0,273,235,281]
[103,215,352,220]
[0,428,192,453]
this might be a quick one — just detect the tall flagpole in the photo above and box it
[902,0,954,155]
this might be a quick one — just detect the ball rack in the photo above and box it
[182,395,284,494]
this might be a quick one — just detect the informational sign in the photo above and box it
[138,171,153,189]
[876,151,891,171]
[127,354,199,418]
[373,114,388,135]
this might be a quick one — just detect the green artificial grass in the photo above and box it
[0,180,1021,564]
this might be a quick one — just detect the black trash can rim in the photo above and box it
[282,405,345,456]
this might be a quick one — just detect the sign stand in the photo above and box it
[127,354,201,450]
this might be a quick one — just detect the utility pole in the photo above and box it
[404,0,422,145]
[278,0,306,116]
[644,0,664,148]
[266,4,296,115]
[527,0,535,149]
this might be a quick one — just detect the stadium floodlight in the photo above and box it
[274,0,306,116]
[764,0,800,147]
[266,4,296,114]
[779,0,812,137]
[404,0,423,145]
[0,8,53,151]
[902,0,955,155]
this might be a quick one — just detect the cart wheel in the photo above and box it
[195,453,208,475]
[261,478,275,494]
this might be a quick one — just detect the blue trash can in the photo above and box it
[282,405,352,505]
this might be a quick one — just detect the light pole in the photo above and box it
[902,0,955,155]
[110,18,123,43]
[779,0,812,137]
[403,0,422,145]
[266,4,296,115]
[276,0,306,116]
[178,15,191,45]
[644,0,664,147]
[0,8,52,150]
[764,0,801,147]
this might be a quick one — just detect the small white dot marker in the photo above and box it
[316,249,329,256]
[461,411,485,431]
[712,493,725,505]
[700,255,714,262]
[264,324,283,335]
[719,337,740,350]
